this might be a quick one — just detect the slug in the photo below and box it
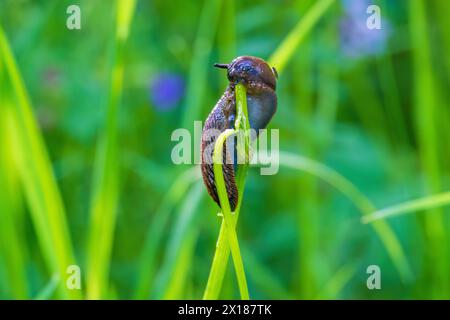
[201,56,278,211]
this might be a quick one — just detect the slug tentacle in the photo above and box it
[201,56,278,211]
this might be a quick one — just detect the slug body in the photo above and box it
[201,56,278,211]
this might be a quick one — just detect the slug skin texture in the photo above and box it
[201,56,278,211]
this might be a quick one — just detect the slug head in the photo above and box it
[214,56,278,90]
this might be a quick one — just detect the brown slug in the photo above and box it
[201,56,278,211]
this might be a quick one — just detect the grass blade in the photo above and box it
[0,97,28,299]
[212,128,249,300]
[156,182,204,299]
[316,262,358,299]
[242,247,293,299]
[203,84,251,300]
[135,167,201,299]
[268,0,336,73]
[0,25,80,299]
[34,274,60,300]
[278,151,412,282]
[362,191,450,224]
[409,0,448,297]
[86,0,136,299]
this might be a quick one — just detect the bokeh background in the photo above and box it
[1,0,449,299]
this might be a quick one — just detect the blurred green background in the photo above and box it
[1,0,449,299]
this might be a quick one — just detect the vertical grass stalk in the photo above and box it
[409,0,448,297]
[0,100,28,299]
[268,0,336,73]
[86,0,136,299]
[212,129,249,300]
[203,84,250,300]
[0,25,80,299]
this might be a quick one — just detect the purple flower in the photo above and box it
[149,73,185,111]
[340,0,390,58]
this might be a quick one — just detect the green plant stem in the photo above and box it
[203,84,250,300]
[212,129,249,300]
[203,221,232,299]
[203,164,248,300]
